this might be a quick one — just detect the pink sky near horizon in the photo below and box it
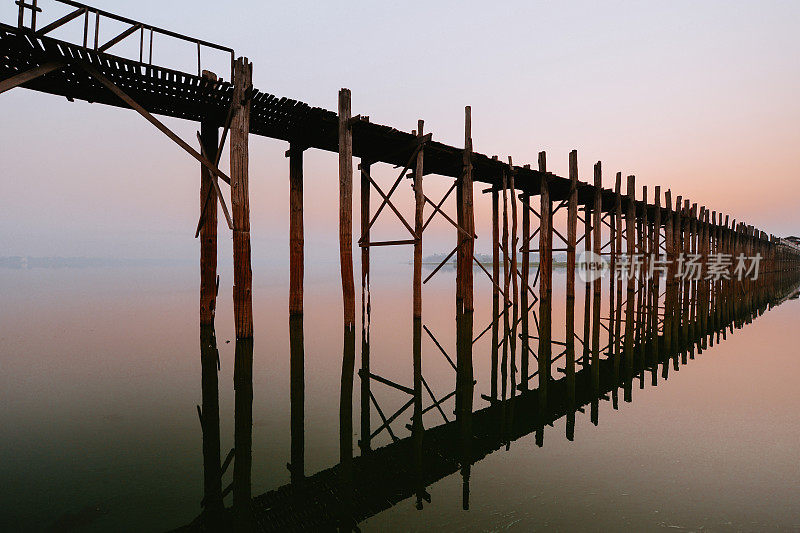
[1,0,798,262]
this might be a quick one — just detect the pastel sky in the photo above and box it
[1,0,798,263]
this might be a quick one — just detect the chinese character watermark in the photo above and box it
[578,251,762,282]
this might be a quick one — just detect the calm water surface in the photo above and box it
[1,262,799,531]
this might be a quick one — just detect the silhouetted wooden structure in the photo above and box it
[3,4,800,532]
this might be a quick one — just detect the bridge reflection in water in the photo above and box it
[184,270,800,532]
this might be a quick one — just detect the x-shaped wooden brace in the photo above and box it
[194,96,239,236]
[357,133,431,245]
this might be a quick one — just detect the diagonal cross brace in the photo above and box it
[0,60,65,94]
[78,61,233,191]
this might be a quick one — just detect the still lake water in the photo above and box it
[1,261,799,532]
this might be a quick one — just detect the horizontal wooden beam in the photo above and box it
[359,239,416,247]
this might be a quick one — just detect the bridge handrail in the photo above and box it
[14,0,235,79]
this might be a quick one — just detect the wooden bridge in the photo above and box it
[4,3,800,531]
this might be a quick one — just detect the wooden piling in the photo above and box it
[412,120,425,438]
[623,175,636,402]
[663,189,673,374]
[565,150,578,437]
[520,185,530,391]
[651,186,661,363]
[591,161,602,424]
[537,152,552,395]
[457,106,475,313]
[612,172,623,408]
[338,88,355,464]
[509,158,519,395]
[359,158,371,453]
[230,57,253,339]
[582,184,592,366]
[199,70,219,326]
[456,107,474,425]
[501,170,510,401]
[289,144,304,316]
[491,187,500,400]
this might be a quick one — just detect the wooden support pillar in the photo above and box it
[663,189,674,375]
[689,203,697,357]
[456,107,475,314]
[520,186,530,391]
[338,88,356,464]
[491,187,500,400]
[623,175,636,402]
[289,144,304,316]
[199,71,219,326]
[359,158,372,454]
[681,199,690,363]
[582,186,592,365]
[230,57,253,339]
[412,120,425,438]
[456,107,474,424]
[508,159,519,396]
[500,170,510,401]
[538,152,552,396]
[591,161,602,425]
[636,187,646,387]
[612,172,623,409]
[565,150,578,439]
[651,186,661,363]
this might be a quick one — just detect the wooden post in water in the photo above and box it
[491,186,500,400]
[565,150,578,439]
[649,185,661,378]
[612,172,623,408]
[230,57,253,338]
[636,186,646,387]
[456,107,475,422]
[199,70,219,326]
[537,152,552,398]
[651,186,661,364]
[582,182,592,366]
[663,189,673,377]
[456,106,475,315]
[338,88,356,464]
[623,175,636,402]
[520,184,530,391]
[508,158,519,396]
[500,170,510,401]
[591,161,602,424]
[289,144,304,316]
[359,158,371,453]
[412,120,425,437]
[288,140,306,479]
